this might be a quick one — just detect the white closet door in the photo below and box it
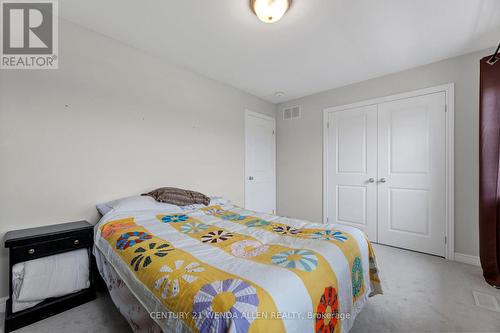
[327,105,378,240]
[377,92,446,256]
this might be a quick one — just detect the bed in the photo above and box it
[94,199,382,333]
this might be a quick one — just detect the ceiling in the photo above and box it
[60,0,500,103]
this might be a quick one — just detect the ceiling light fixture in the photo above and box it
[250,0,292,24]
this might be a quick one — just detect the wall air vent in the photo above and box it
[283,105,301,120]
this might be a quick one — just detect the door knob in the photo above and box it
[368,178,375,183]
[379,178,387,183]
[248,176,254,181]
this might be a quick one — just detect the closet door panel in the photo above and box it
[327,105,378,240]
[377,92,446,256]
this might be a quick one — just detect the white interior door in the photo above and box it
[377,92,446,256]
[245,111,276,214]
[327,105,378,240]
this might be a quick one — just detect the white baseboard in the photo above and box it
[0,296,7,313]
[454,252,480,266]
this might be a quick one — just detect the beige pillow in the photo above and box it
[142,187,210,206]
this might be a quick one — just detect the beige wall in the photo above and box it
[276,48,493,259]
[0,20,275,297]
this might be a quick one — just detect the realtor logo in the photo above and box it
[1,0,58,69]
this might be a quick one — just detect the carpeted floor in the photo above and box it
[0,292,130,333]
[1,244,500,332]
[350,244,500,332]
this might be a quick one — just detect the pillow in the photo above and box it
[96,195,181,215]
[15,249,90,302]
[142,187,210,206]
[209,196,231,206]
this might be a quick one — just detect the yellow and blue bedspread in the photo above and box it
[95,203,382,333]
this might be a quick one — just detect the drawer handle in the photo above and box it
[28,248,35,255]
[74,239,80,245]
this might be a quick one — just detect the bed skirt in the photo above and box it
[94,247,162,333]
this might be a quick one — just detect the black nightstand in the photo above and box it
[4,221,96,332]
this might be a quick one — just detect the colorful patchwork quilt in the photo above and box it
[94,203,382,333]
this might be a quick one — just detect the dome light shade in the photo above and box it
[250,0,292,24]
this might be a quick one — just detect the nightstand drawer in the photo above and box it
[11,234,91,262]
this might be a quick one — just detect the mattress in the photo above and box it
[94,202,382,333]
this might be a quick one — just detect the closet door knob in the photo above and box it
[379,178,387,183]
[368,178,375,183]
